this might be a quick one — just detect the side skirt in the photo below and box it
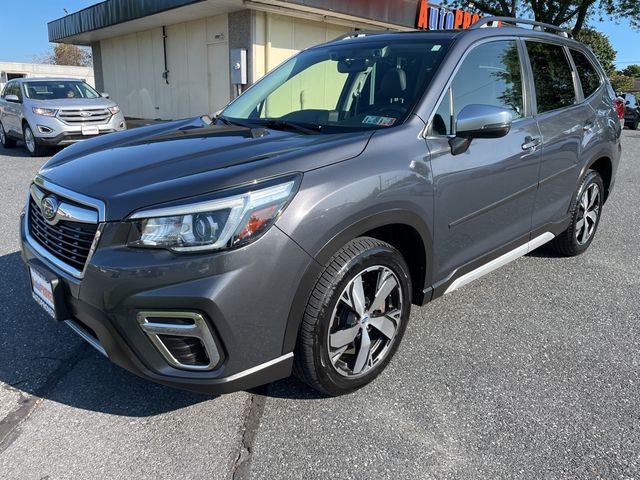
[427,217,570,301]
[443,232,554,294]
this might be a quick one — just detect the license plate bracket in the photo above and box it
[28,261,69,321]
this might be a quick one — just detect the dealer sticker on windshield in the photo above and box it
[362,115,397,127]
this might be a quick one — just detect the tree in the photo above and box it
[609,73,634,92]
[443,0,640,36]
[36,43,92,67]
[621,64,640,78]
[575,28,616,75]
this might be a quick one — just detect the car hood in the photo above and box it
[30,98,115,109]
[39,117,373,220]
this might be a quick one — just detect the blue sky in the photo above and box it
[0,1,638,68]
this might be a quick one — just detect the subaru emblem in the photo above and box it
[41,196,59,222]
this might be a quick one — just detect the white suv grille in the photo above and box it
[58,108,112,125]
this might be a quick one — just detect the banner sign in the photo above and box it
[416,0,482,30]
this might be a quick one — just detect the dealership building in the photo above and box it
[48,0,451,120]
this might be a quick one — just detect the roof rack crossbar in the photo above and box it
[470,16,573,38]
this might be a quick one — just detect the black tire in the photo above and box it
[0,121,16,148]
[630,115,639,130]
[549,169,604,256]
[293,237,412,396]
[22,123,48,157]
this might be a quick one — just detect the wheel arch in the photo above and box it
[581,156,613,203]
[281,209,433,354]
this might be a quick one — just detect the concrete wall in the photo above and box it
[95,10,355,120]
[252,12,350,81]
[99,14,230,120]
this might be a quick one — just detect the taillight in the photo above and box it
[615,99,625,120]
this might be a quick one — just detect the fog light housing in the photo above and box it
[137,311,222,371]
[37,125,54,134]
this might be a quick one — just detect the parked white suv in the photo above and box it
[0,77,126,156]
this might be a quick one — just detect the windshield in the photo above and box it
[23,80,100,100]
[222,38,451,133]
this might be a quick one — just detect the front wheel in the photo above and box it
[549,169,604,256]
[23,124,48,157]
[630,115,639,130]
[294,237,412,396]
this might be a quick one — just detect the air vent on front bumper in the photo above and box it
[137,312,222,371]
[27,192,99,272]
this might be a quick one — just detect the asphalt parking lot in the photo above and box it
[0,130,638,480]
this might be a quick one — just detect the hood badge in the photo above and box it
[80,111,93,117]
[41,196,59,222]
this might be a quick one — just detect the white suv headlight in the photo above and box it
[108,105,120,114]
[32,107,58,117]
[128,177,299,252]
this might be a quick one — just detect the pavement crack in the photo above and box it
[231,386,268,480]
[0,343,88,454]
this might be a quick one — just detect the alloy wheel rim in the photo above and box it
[24,128,35,153]
[0,126,5,144]
[327,265,403,378]
[576,183,600,245]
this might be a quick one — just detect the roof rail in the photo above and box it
[330,30,391,42]
[470,16,573,38]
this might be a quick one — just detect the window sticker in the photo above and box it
[362,115,397,127]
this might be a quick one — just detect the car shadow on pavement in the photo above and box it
[0,144,32,158]
[0,251,212,417]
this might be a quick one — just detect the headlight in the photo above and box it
[32,107,57,117]
[128,177,299,252]
[108,105,120,114]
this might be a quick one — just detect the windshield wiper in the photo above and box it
[261,119,322,135]
[216,115,260,129]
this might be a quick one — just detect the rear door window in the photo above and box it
[430,40,524,136]
[570,49,601,98]
[526,41,577,113]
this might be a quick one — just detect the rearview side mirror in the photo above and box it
[101,92,110,99]
[5,94,20,103]
[449,104,512,156]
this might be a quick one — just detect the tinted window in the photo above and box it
[430,40,523,136]
[526,42,576,113]
[571,49,601,98]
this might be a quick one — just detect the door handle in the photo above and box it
[521,136,541,150]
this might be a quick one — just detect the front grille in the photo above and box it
[58,108,111,125]
[28,196,98,272]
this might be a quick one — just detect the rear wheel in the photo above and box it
[549,170,604,256]
[630,114,639,130]
[294,237,412,396]
[0,121,16,148]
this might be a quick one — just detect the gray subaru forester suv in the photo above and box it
[20,18,620,396]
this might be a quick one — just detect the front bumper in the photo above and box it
[20,211,312,394]
[28,111,127,146]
